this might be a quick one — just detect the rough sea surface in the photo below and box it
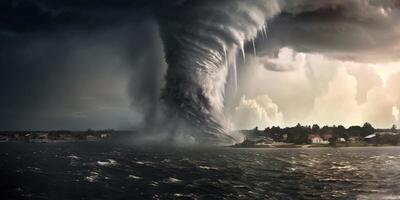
[1,142,400,200]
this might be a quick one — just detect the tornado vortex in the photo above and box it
[156,0,280,144]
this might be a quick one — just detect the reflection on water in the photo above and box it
[1,143,400,200]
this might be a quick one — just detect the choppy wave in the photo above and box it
[2,143,400,199]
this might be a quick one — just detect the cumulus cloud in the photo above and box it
[305,62,399,128]
[306,67,360,126]
[386,71,400,126]
[233,95,283,129]
[360,87,396,127]
[386,71,400,101]
[393,106,400,123]
[236,47,400,128]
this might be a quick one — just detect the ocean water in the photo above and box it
[1,142,400,200]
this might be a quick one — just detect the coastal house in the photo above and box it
[337,138,346,143]
[348,136,361,143]
[364,132,400,145]
[364,133,376,143]
[376,132,398,136]
[256,137,274,145]
[364,132,397,140]
[100,133,109,139]
[308,134,328,144]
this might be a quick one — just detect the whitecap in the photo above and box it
[85,176,96,182]
[166,177,182,183]
[128,175,142,180]
[84,171,100,182]
[150,181,159,187]
[199,166,218,170]
[67,155,79,160]
[97,159,117,166]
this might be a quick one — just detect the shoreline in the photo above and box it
[229,143,399,149]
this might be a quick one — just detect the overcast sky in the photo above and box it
[1,0,399,130]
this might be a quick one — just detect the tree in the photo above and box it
[329,135,338,146]
[312,124,320,133]
[348,126,363,137]
[254,126,259,131]
[362,122,375,137]
[391,124,397,133]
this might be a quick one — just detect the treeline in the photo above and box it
[242,123,398,145]
[0,129,136,140]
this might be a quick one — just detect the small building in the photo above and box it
[377,132,398,136]
[100,133,109,139]
[364,132,400,144]
[256,137,274,145]
[364,133,376,143]
[337,138,346,143]
[308,134,328,144]
[365,133,376,139]
[348,136,361,143]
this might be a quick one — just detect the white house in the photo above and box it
[309,134,329,144]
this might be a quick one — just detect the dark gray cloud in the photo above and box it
[0,0,161,130]
[254,0,400,62]
[0,26,139,130]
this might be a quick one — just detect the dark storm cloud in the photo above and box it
[0,27,138,130]
[255,0,400,62]
[0,0,162,37]
[0,0,163,130]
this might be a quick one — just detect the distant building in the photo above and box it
[337,138,346,143]
[308,134,328,144]
[348,136,361,143]
[364,133,376,143]
[364,132,400,144]
[365,133,376,139]
[256,137,274,145]
[364,132,398,140]
[376,132,398,136]
[100,133,109,139]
